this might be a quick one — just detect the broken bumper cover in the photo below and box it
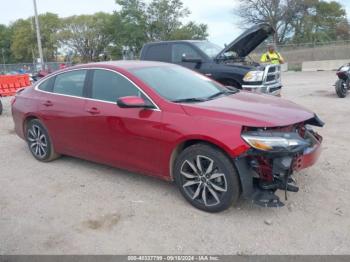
[234,124,323,207]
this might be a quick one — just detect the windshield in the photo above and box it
[193,41,222,59]
[131,66,228,102]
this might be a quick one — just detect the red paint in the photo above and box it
[11,61,322,180]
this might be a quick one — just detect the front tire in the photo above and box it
[26,119,60,162]
[174,144,240,212]
[335,79,348,98]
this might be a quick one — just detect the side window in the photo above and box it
[53,70,87,97]
[91,70,140,102]
[38,77,54,92]
[144,44,170,62]
[172,44,201,63]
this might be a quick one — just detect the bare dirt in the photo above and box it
[0,71,349,255]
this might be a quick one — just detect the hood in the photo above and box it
[181,92,315,128]
[216,23,274,59]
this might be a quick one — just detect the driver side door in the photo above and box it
[81,69,163,177]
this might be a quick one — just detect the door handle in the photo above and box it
[43,100,53,107]
[86,107,100,115]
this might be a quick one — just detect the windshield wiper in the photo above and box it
[206,89,238,100]
[172,97,207,103]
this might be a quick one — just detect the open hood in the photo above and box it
[216,23,275,59]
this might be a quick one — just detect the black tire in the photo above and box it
[335,79,348,98]
[26,119,60,162]
[0,99,3,115]
[174,143,240,212]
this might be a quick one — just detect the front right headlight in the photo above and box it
[243,71,264,82]
[241,131,310,152]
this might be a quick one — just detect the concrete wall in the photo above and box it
[302,60,348,71]
[251,42,350,71]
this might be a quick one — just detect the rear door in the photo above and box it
[81,69,163,176]
[36,69,88,156]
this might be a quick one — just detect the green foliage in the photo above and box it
[147,0,190,40]
[0,24,13,63]
[169,22,209,40]
[10,19,36,63]
[112,0,209,57]
[58,12,114,62]
[38,13,61,61]
[2,0,209,62]
[9,13,61,63]
[236,0,349,44]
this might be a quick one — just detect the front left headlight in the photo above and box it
[241,131,310,152]
[243,71,264,82]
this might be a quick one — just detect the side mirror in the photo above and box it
[117,96,154,109]
[181,54,202,63]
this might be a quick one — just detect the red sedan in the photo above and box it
[11,61,324,212]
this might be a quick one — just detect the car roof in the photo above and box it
[144,40,206,45]
[67,60,175,71]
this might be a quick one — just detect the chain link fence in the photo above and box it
[0,62,72,75]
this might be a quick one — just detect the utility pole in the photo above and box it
[1,48,6,73]
[33,0,44,70]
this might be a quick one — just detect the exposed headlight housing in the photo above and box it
[241,131,310,153]
[243,71,264,82]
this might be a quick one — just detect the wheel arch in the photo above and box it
[217,78,242,89]
[168,137,236,181]
[23,115,40,135]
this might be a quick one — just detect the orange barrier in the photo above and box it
[0,74,31,97]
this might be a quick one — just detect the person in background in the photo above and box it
[260,44,285,65]
[18,65,29,74]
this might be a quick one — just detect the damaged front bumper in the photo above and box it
[234,117,324,207]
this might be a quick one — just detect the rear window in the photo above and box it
[38,77,54,92]
[143,44,170,62]
[53,70,87,97]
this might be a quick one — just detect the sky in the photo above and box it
[0,0,349,47]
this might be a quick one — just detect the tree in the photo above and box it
[0,24,13,65]
[112,0,149,58]
[10,13,61,63]
[10,19,36,62]
[147,0,190,40]
[112,0,209,56]
[58,13,114,62]
[235,0,302,44]
[169,22,209,40]
[37,13,61,61]
[235,0,349,44]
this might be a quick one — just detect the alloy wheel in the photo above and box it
[180,155,227,207]
[27,124,48,159]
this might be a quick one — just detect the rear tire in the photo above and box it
[335,79,348,98]
[26,119,60,162]
[174,143,240,212]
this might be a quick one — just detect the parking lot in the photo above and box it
[0,71,349,255]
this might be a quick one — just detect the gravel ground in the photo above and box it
[0,71,349,255]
